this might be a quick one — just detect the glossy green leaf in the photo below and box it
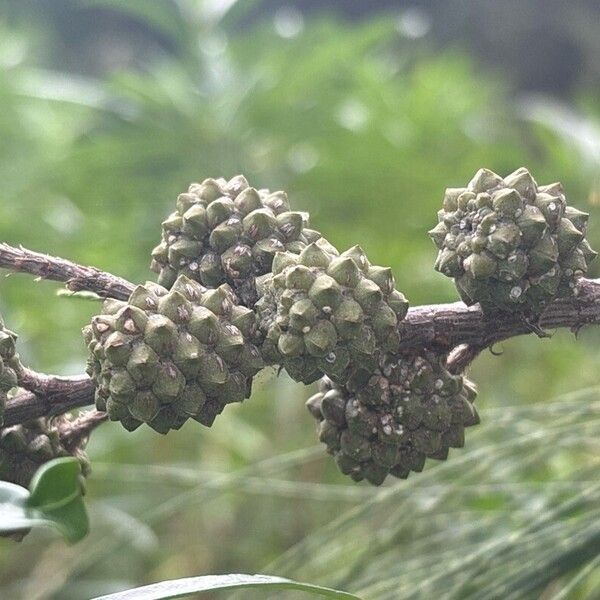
[0,458,89,543]
[0,480,38,536]
[0,479,78,542]
[28,457,83,509]
[90,573,362,600]
[27,457,89,543]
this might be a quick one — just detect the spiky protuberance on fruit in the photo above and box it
[150,174,321,307]
[84,275,264,433]
[0,315,22,427]
[430,167,597,315]
[256,240,409,386]
[0,417,91,487]
[306,352,478,485]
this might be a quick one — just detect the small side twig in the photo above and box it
[58,410,108,451]
[446,344,482,374]
[0,243,135,300]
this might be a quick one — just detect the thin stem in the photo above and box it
[58,410,108,451]
[446,344,482,374]
[0,242,135,300]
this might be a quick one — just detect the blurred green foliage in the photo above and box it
[0,1,599,598]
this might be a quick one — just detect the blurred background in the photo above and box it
[0,1,599,598]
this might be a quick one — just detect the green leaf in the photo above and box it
[34,494,89,544]
[90,574,362,600]
[0,457,91,543]
[0,480,38,537]
[0,458,88,543]
[27,457,89,543]
[0,478,84,542]
[28,457,82,509]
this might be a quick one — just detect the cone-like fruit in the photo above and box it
[0,314,22,427]
[256,240,409,385]
[430,167,597,314]
[0,417,90,487]
[151,175,321,306]
[84,275,264,433]
[306,351,478,485]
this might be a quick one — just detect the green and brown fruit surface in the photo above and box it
[0,315,21,429]
[151,175,322,306]
[0,417,91,488]
[430,167,597,314]
[256,241,409,386]
[84,275,264,433]
[306,351,478,485]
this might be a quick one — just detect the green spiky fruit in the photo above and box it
[430,167,597,314]
[150,174,321,306]
[306,351,478,485]
[84,275,264,433]
[256,240,409,385]
[0,417,90,487]
[0,315,22,427]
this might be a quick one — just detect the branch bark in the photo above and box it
[0,243,135,300]
[4,376,95,426]
[5,278,599,425]
[1,242,599,425]
[17,366,92,397]
[397,277,600,352]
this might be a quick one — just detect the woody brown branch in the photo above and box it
[3,376,95,427]
[1,243,597,354]
[0,242,135,300]
[397,277,600,352]
[1,243,599,425]
[7,277,600,425]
